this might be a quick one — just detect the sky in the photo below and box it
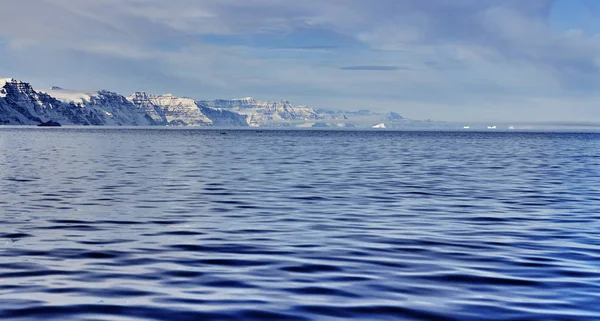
[0,0,599,122]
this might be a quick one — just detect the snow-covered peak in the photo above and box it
[128,92,151,100]
[142,93,195,105]
[1,78,21,97]
[0,78,33,90]
[128,92,179,100]
[0,78,39,99]
[0,78,13,97]
[0,81,8,98]
[1,78,16,86]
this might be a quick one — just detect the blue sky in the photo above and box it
[0,0,599,122]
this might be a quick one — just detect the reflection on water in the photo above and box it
[1,128,600,320]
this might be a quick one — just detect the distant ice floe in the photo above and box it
[372,123,386,129]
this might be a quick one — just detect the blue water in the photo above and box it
[1,128,600,321]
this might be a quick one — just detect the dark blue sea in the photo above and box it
[1,128,599,321]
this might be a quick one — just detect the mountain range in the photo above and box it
[0,77,404,127]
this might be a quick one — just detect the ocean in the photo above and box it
[1,128,599,320]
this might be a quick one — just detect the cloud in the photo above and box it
[0,0,599,122]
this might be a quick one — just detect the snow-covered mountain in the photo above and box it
[0,77,404,127]
[0,78,154,125]
[385,111,404,121]
[197,97,320,127]
[314,109,408,128]
[198,106,249,127]
[45,87,153,125]
[127,92,252,126]
[127,92,212,126]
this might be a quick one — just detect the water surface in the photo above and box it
[1,128,599,320]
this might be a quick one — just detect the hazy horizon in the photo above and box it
[1,0,599,123]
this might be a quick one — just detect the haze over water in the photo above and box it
[1,128,599,321]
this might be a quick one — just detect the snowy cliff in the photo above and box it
[127,92,212,126]
[197,97,320,127]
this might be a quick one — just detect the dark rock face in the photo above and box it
[37,120,61,127]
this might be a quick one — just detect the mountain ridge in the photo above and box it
[0,77,403,127]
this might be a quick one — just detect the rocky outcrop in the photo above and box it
[37,120,61,127]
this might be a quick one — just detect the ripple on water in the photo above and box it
[0,129,600,320]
